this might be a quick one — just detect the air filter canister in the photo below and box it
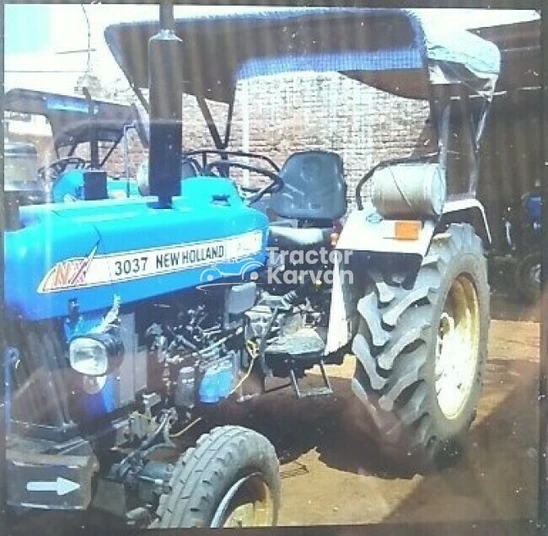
[370,163,446,219]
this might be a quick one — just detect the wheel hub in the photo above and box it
[530,262,541,285]
[435,274,480,420]
[211,473,274,527]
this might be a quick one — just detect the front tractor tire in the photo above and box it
[150,425,280,528]
[514,250,541,305]
[351,223,490,471]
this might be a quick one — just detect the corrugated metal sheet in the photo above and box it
[471,18,541,251]
[479,89,542,249]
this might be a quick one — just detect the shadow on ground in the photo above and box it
[490,289,539,322]
[207,357,538,479]
[383,358,539,524]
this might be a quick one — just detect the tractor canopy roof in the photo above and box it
[4,88,141,150]
[104,8,501,104]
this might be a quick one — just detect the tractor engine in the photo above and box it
[5,284,257,453]
[142,285,254,411]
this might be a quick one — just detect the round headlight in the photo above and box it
[69,337,108,376]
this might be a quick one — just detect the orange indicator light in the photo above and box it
[393,220,421,240]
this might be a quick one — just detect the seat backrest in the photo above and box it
[181,159,199,180]
[269,150,347,221]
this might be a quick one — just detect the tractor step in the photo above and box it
[289,360,333,399]
[263,327,332,398]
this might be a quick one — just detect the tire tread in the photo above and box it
[351,224,490,469]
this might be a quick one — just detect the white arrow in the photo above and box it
[26,477,80,496]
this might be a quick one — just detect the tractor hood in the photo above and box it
[5,177,269,321]
[104,8,501,103]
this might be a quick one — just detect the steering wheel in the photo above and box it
[38,156,89,183]
[204,159,283,204]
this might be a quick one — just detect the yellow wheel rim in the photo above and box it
[211,473,274,527]
[435,274,480,420]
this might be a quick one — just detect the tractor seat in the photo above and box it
[268,225,332,250]
[268,150,347,221]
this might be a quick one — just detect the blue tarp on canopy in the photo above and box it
[235,9,500,96]
[237,49,424,80]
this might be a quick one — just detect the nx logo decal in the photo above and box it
[38,245,99,293]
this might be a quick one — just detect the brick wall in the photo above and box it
[234,73,430,192]
[182,73,430,195]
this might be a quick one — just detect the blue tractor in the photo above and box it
[499,191,542,304]
[4,6,501,529]
[4,87,147,204]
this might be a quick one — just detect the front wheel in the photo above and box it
[150,425,280,528]
[514,250,541,305]
[351,223,490,471]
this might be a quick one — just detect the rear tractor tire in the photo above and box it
[351,223,490,471]
[150,425,280,528]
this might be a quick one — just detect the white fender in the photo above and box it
[324,196,491,355]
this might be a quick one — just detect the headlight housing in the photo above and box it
[69,333,124,376]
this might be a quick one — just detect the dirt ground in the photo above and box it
[7,291,540,532]
[277,319,539,526]
[209,290,540,526]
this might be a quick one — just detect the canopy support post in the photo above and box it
[196,95,226,151]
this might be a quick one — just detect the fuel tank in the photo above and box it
[5,177,269,321]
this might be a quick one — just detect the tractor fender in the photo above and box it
[335,199,490,259]
[326,204,435,355]
[324,198,491,355]
[436,198,492,248]
[334,203,437,258]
